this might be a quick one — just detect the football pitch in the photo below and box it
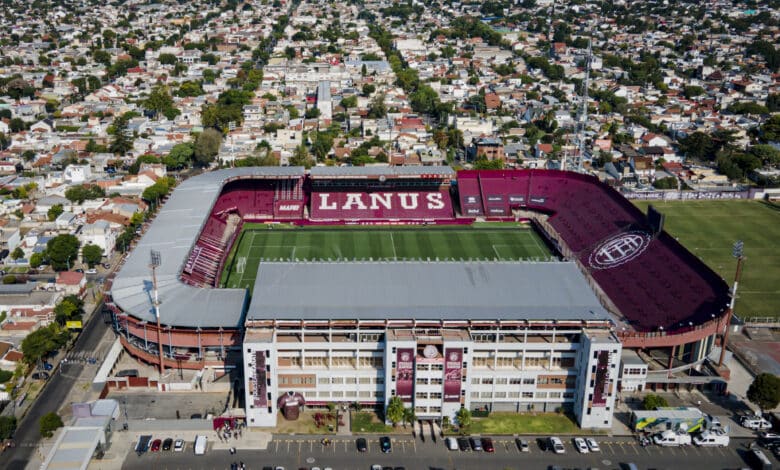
[633,199,780,320]
[221,224,552,292]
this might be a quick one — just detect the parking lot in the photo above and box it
[121,434,774,470]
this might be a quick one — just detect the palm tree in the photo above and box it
[402,407,416,429]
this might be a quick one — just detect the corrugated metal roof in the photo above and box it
[110,168,303,328]
[310,166,456,178]
[247,261,615,322]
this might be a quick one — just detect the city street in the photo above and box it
[1,308,111,470]
[121,435,771,470]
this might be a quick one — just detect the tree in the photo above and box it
[385,397,405,427]
[0,416,16,440]
[164,142,194,169]
[362,83,376,97]
[747,373,780,412]
[750,144,780,166]
[30,252,43,269]
[455,407,472,434]
[54,295,84,324]
[46,234,80,271]
[193,128,222,166]
[289,143,314,168]
[340,95,358,109]
[82,244,103,268]
[21,323,68,366]
[402,407,416,429]
[144,85,176,119]
[47,204,64,221]
[39,412,63,438]
[642,393,669,410]
[678,132,716,161]
[473,154,504,169]
[11,247,23,261]
[109,114,134,155]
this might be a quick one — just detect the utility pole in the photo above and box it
[150,250,164,376]
[575,39,592,173]
[719,240,744,368]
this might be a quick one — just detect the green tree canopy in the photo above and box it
[64,185,105,204]
[455,407,472,434]
[385,396,405,426]
[21,323,68,366]
[0,416,16,440]
[747,373,780,412]
[642,393,669,410]
[193,128,222,166]
[82,244,103,268]
[11,247,23,260]
[46,234,80,271]
[54,295,84,325]
[30,252,44,269]
[40,412,64,438]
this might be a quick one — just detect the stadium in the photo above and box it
[106,167,732,429]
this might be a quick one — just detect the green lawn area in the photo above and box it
[633,200,780,320]
[467,412,588,435]
[351,411,394,433]
[221,224,552,291]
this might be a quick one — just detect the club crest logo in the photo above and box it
[588,231,651,270]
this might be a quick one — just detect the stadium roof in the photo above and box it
[310,166,456,178]
[246,261,615,322]
[110,168,303,328]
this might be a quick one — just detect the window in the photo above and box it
[416,392,428,399]
[480,391,492,398]
[523,378,535,385]
[496,357,513,368]
[429,392,442,400]
[331,377,344,384]
[508,391,520,398]
[549,391,562,399]
[332,391,344,398]
[535,391,547,399]
[304,356,327,367]
[318,377,329,384]
[494,392,507,398]
[471,392,479,398]
[359,377,371,384]
[345,377,357,384]
[431,364,443,371]
[471,378,480,385]
[509,378,522,385]
[359,356,383,368]
[482,378,494,385]
[346,390,357,397]
[496,377,508,385]
[319,391,330,397]
[359,391,371,398]
[430,378,443,385]
[522,392,533,398]
[416,364,430,371]
[472,357,489,368]
[375,377,384,384]
[416,378,429,385]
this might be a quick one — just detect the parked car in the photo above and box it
[515,438,529,452]
[549,437,565,454]
[31,372,49,380]
[115,369,138,378]
[103,263,111,269]
[585,438,600,452]
[379,436,391,453]
[469,437,482,451]
[173,439,184,452]
[457,437,470,451]
[742,416,773,430]
[41,362,53,371]
[162,438,173,451]
[573,437,588,453]
[150,439,161,452]
[445,437,458,451]
[356,438,367,452]
[482,437,495,453]
[537,437,549,452]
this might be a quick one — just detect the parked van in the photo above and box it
[693,430,730,447]
[194,435,207,455]
[653,430,692,446]
[742,416,773,430]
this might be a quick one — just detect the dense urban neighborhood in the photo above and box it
[0,0,780,469]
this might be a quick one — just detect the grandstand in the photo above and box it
[108,167,733,430]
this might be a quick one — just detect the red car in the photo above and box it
[150,439,162,452]
[482,437,495,453]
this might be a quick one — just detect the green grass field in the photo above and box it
[633,200,780,320]
[220,224,552,292]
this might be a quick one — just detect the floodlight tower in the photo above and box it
[150,250,165,376]
[719,240,744,367]
[575,39,592,173]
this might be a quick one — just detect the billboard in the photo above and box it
[396,348,414,402]
[65,320,83,330]
[254,351,267,408]
[592,350,609,407]
[443,348,462,403]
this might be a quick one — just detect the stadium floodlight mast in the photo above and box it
[719,240,744,367]
[150,250,165,376]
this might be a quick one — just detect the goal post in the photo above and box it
[236,256,247,274]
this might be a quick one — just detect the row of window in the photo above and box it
[415,392,444,399]
[310,391,384,399]
[279,356,383,368]
[317,376,385,385]
[416,378,443,385]
[472,377,537,385]
[471,356,575,368]
[470,391,575,400]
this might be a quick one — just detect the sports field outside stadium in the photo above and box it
[221,224,553,292]
[633,199,780,320]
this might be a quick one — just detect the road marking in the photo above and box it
[389,232,398,259]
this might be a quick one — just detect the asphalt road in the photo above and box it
[1,306,111,470]
[121,435,775,470]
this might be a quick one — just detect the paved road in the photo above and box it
[121,435,775,470]
[1,307,111,470]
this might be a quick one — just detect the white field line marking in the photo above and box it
[389,232,398,260]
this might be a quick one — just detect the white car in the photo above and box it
[173,439,184,452]
[549,436,565,454]
[445,437,459,451]
[585,438,600,452]
[742,417,772,430]
[371,466,383,470]
[573,437,589,453]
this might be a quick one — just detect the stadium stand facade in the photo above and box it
[107,167,732,429]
